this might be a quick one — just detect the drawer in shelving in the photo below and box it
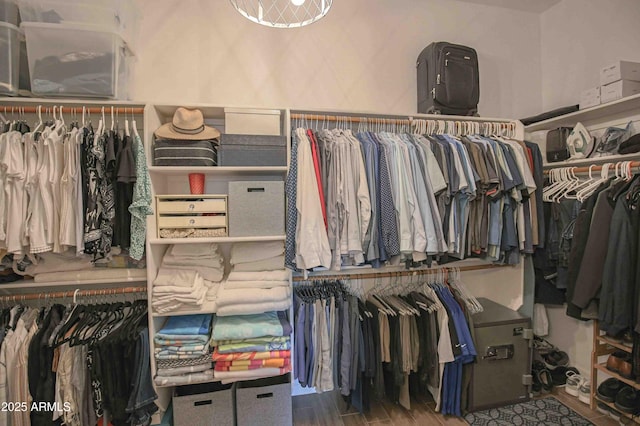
[155,195,228,238]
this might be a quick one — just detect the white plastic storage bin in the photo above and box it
[228,181,285,237]
[0,0,18,26]
[21,22,131,98]
[18,0,137,48]
[224,108,282,136]
[0,22,21,95]
[234,375,292,426]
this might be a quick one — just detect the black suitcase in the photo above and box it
[417,42,479,116]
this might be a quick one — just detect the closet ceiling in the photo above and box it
[452,0,561,13]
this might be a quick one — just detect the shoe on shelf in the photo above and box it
[550,366,579,387]
[597,378,626,403]
[565,371,583,397]
[619,357,635,380]
[542,350,569,370]
[622,331,633,348]
[533,336,556,354]
[606,351,628,374]
[577,380,591,405]
[615,387,640,415]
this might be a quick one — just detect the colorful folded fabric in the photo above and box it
[154,370,214,386]
[157,314,212,336]
[153,343,207,352]
[154,335,209,345]
[213,366,291,381]
[212,348,291,362]
[216,337,290,354]
[211,311,291,341]
[156,364,213,377]
[214,358,290,369]
[156,353,213,369]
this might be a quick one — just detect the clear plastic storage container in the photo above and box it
[18,0,137,49]
[21,22,131,99]
[0,21,21,95]
[0,0,19,26]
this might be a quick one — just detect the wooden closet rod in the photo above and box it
[292,263,509,282]
[0,106,145,115]
[0,286,147,302]
[291,113,411,124]
[543,161,640,175]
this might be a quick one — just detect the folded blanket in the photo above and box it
[153,268,200,288]
[156,352,210,360]
[163,252,224,267]
[213,366,290,382]
[154,370,214,386]
[159,265,224,282]
[155,348,209,357]
[154,343,207,352]
[34,268,146,283]
[231,255,284,272]
[215,358,290,368]
[230,242,284,264]
[157,314,212,336]
[155,335,210,346]
[227,270,290,282]
[169,243,221,258]
[217,338,291,354]
[216,299,291,316]
[222,280,289,290]
[157,353,213,369]
[156,363,212,377]
[153,337,208,347]
[212,348,291,362]
[211,311,291,341]
[212,336,289,346]
[216,286,291,307]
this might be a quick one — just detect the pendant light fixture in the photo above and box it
[229,0,332,28]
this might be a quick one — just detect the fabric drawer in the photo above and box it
[173,383,234,426]
[219,134,287,166]
[157,215,226,229]
[157,199,226,214]
[234,375,292,426]
[153,139,218,166]
[224,107,281,136]
[228,181,284,237]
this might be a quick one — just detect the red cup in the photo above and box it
[189,173,205,194]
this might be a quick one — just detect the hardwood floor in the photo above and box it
[292,387,621,425]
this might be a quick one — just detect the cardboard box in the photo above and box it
[601,79,640,103]
[600,60,640,86]
[224,107,281,136]
[579,86,600,109]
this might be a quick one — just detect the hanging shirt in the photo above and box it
[128,134,153,261]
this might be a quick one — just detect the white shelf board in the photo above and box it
[543,152,640,169]
[149,166,288,175]
[149,235,286,245]
[0,276,147,291]
[525,94,640,132]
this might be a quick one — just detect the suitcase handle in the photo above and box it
[247,187,265,192]
[194,400,213,406]
[256,392,273,399]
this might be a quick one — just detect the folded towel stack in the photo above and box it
[215,242,291,316]
[152,244,224,313]
[154,314,214,386]
[210,311,292,384]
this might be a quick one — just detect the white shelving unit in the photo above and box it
[144,103,292,414]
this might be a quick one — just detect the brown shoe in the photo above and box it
[620,358,635,379]
[607,351,627,373]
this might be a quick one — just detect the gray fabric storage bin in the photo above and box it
[228,181,284,237]
[154,138,218,166]
[234,374,292,426]
[173,383,234,426]
[219,134,286,166]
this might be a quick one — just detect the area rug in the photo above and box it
[464,397,593,425]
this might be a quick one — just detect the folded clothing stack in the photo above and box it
[216,242,291,316]
[154,314,214,386]
[210,311,292,384]
[152,244,224,313]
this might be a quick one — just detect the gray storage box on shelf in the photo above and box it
[219,134,286,166]
[228,181,284,237]
[234,375,292,426]
[173,383,234,426]
[468,298,532,412]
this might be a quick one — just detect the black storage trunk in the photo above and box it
[219,134,287,166]
[469,298,532,412]
[417,41,479,116]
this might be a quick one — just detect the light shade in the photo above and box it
[229,0,332,28]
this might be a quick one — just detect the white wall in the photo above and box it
[540,0,640,111]
[538,0,640,381]
[132,0,542,118]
